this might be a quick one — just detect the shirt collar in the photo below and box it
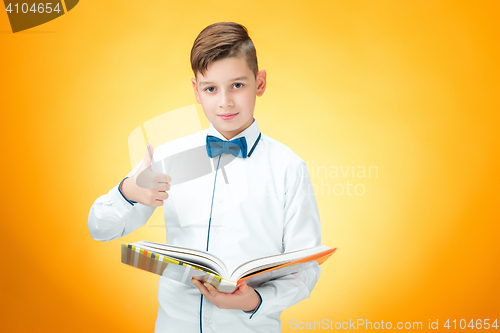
[207,118,261,156]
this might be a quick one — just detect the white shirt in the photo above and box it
[88,119,322,333]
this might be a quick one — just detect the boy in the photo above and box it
[88,22,321,332]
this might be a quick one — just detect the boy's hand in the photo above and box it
[191,278,260,312]
[121,143,171,206]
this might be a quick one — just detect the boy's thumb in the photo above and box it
[135,144,156,189]
[143,143,154,167]
[135,144,154,180]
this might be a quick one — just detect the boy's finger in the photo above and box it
[163,173,172,183]
[191,278,205,290]
[152,199,165,207]
[204,282,218,297]
[137,170,171,190]
[157,191,169,201]
[154,182,168,191]
[239,284,248,293]
[148,177,170,191]
[152,172,172,185]
[191,278,201,289]
[192,279,212,299]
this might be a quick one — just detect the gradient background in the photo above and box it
[1,1,499,332]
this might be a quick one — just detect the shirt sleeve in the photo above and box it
[249,158,322,318]
[87,157,156,242]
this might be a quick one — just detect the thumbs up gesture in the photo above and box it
[121,144,171,207]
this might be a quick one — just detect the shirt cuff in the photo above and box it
[243,289,262,319]
[118,177,137,206]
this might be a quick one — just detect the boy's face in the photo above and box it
[192,56,266,140]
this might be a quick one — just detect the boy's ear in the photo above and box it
[191,78,202,104]
[256,69,267,97]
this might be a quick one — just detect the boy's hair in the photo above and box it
[191,22,258,79]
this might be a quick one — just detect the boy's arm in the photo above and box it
[88,144,170,241]
[250,158,322,317]
[87,180,156,241]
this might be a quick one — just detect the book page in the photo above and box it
[138,241,229,277]
[230,245,332,281]
[240,261,320,289]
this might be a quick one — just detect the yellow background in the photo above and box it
[1,1,499,332]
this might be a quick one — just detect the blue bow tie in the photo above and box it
[206,135,248,158]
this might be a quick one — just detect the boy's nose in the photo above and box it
[219,92,234,108]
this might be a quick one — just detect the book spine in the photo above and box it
[121,243,227,291]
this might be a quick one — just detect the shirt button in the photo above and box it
[205,318,212,325]
[219,197,224,203]
[214,227,220,234]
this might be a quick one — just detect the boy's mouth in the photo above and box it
[218,113,238,121]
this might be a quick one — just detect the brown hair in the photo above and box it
[191,22,258,79]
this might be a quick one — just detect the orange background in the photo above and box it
[1,1,499,332]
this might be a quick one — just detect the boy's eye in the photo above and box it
[205,87,215,93]
[233,83,243,89]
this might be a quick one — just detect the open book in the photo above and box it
[121,241,337,293]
